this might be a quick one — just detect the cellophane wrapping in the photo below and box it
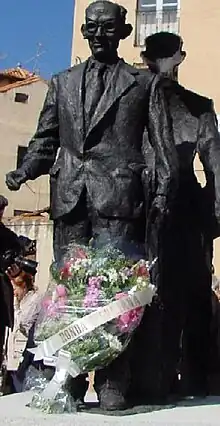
[26,243,156,413]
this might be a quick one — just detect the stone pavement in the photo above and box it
[0,391,220,426]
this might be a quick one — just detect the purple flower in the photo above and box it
[83,276,103,308]
[121,267,133,277]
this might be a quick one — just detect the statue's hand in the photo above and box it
[5,170,27,191]
[149,195,168,226]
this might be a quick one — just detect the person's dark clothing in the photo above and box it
[0,223,21,328]
[2,324,41,395]
[0,223,21,368]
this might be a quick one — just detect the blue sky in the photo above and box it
[0,0,74,79]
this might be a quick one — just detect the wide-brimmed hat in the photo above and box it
[141,32,186,74]
[141,32,184,60]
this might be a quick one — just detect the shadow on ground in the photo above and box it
[80,395,220,416]
[81,401,176,416]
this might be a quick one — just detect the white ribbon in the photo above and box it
[41,350,72,401]
[29,285,156,361]
[43,354,81,379]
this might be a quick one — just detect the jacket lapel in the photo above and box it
[66,61,88,151]
[86,60,138,140]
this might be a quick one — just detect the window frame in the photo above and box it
[135,0,180,46]
[137,0,156,11]
[137,0,180,12]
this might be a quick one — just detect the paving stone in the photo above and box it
[0,391,220,425]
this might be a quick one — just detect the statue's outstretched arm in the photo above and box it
[6,77,60,191]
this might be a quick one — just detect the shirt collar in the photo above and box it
[87,56,119,72]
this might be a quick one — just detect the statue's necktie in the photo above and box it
[86,63,106,124]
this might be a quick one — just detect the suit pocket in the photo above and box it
[93,166,145,219]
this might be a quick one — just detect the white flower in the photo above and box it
[107,268,118,283]
[119,271,129,284]
[102,330,122,352]
[72,263,81,272]
[80,258,91,267]
[99,275,108,282]
[137,277,144,284]
[72,258,91,272]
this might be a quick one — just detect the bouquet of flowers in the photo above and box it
[28,243,156,413]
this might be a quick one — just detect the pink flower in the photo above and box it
[74,247,88,259]
[117,312,131,330]
[115,292,127,300]
[56,285,67,298]
[60,261,73,279]
[133,263,149,278]
[115,292,144,332]
[48,306,58,317]
[44,301,59,318]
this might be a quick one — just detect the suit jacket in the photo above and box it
[146,82,220,238]
[18,59,178,220]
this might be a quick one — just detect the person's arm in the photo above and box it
[197,101,220,236]
[19,293,42,336]
[6,76,60,191]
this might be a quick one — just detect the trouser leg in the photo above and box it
[128,294,183,403]
[94,348,131,410]
[181,283,212,396]
[179,234,212,396]
[128,221,186,403]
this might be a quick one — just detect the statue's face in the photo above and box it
[84,2,122,60]
[143,54,183,81]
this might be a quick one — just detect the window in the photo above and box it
[14,209,32,216]
[16,145,27,169]
[162,0,178,23]
[14,92,29,104]
[137,0,179,11]
[163,0,178,4]
[138,0,156,11]
[136,0,180,46]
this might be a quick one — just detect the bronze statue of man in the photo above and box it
[5,3,178,410]
[128,31,220,404]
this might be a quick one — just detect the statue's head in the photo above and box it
[141,32,186,80]
[81,1,132,61]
